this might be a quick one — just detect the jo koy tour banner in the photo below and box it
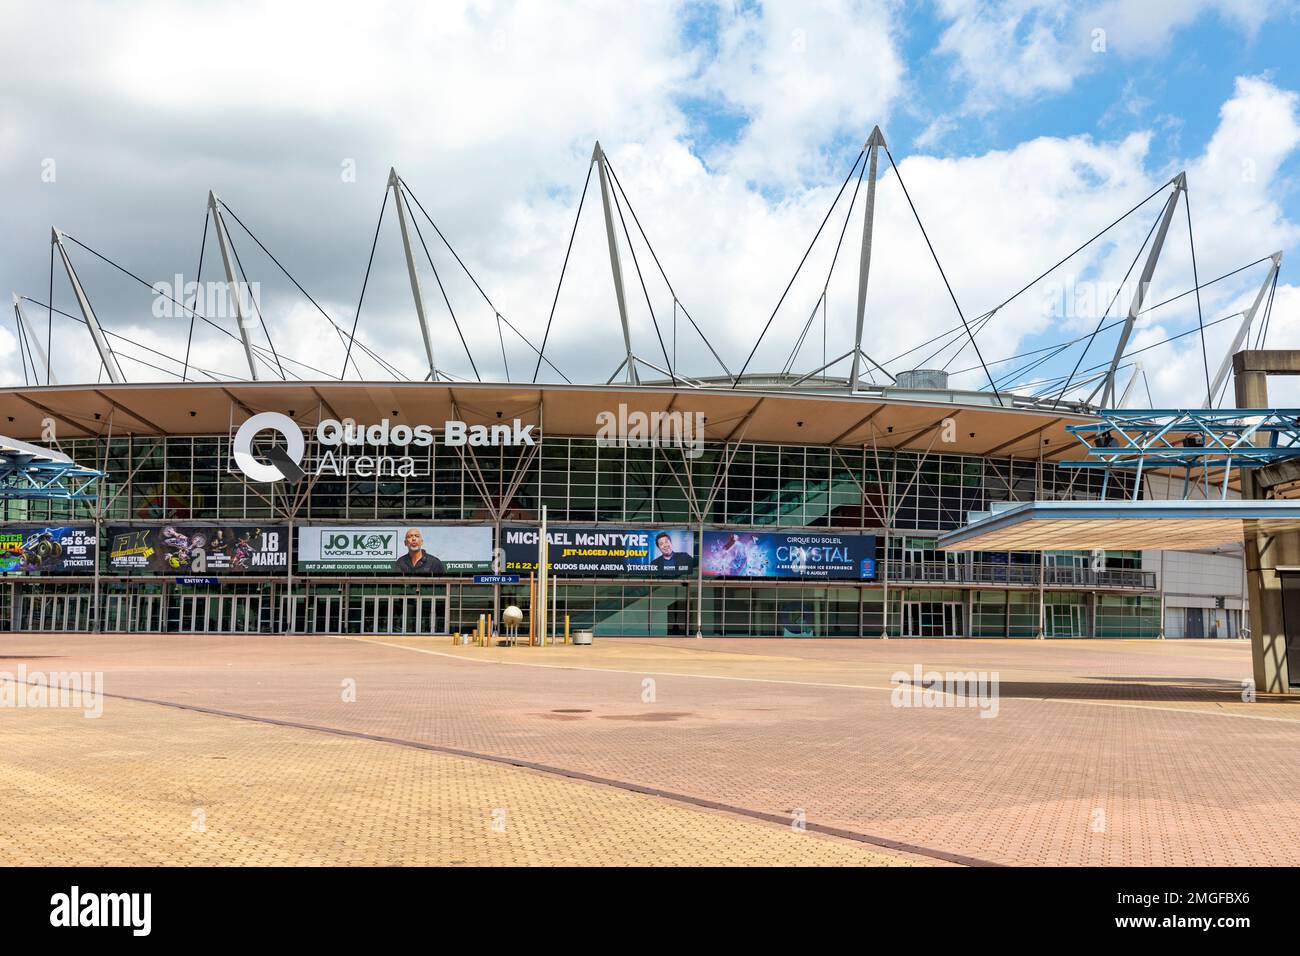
[296,525,492,574]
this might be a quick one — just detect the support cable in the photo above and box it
[60,234,283,381]
[534,163,593,382]
[183,208,210,382]
[782,150,868,378]
[881,179,1182,375]
[22,297,245,382]
[399,182,481,381]
[340,184,391,379]
[608,175,674,382]
[1019,310,1240,397]
[1049,201,1164,406]
[883,146,1000,402]
[399,175,566,381]
[734,148,866,385]
[46,241,54,384]
[14,309,32,386]
[604,158,734,378]
[224,225,287,379]
[1183,188,1213,407]
[215,199,402,380]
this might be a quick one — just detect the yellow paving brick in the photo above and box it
[0,699,928,867]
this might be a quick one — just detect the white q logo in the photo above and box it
[233,412,305,482]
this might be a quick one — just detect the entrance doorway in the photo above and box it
[901,601,963,637]
[178,594,262,633]
[1048,603,1088,638]
[17,594,91,632]
[358,594,445,635]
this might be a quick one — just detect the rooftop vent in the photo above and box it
[893,368,950,390]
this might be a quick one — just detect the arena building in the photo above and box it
[0,375,1215,639]
[0,136,1271,639]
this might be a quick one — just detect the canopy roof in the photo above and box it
[937,500,1300,551]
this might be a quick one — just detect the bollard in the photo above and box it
[565,614,570,644]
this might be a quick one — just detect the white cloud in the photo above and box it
[696,0,905,186]
[934,0,1293,114]
[0,3,1296,414]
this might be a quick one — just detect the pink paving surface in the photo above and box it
[3,633,1296,866]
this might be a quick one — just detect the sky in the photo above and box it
[2,0,1300,405]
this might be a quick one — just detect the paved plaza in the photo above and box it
[2,634,1296,866]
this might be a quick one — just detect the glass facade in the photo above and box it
[0,430,1160,638]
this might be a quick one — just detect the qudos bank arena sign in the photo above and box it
[231,412,535,483]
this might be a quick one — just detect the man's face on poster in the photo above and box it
[657,534,673,558]
[405,530,423,553]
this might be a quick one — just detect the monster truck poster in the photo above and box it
[0,527,97,574]
[107,525,288,574]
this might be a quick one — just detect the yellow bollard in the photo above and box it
[565,615,570,645]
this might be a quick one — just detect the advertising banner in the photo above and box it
[501,526,695,576]
[701,530,877,580]
[296,525,492,573]
[107,525,288,574]
[0,527,97,574]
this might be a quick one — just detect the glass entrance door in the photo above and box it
[312,595,342,634]
[18,595,89,632]
[359,595,439,635]
[178,594,262,633]
[136,594,165,631]
[103,594,129,632]
[901,601,964,637]
[1048,603,1087,637]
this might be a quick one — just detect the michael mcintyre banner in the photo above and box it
[0,526,97,574]
[296,525,492,574]
[107,525,288,574]
[501,527,695,576]
[701,531,877,580]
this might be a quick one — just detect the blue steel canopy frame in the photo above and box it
[0,446,104,502]
[1062,408,1300,500]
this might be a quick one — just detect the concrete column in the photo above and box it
[1236,361,1296,693]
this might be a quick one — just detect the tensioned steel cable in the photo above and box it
[398,181,480,381]
[46,241,54,384]
[214,199,402,381]
[604,158,734,379]
[607,168,674,381]
[1183,187,1213,407]
[13,308,32,386]
[533,163,592,382]
[23,297,243,382]
[340,183,391,379]
[182,208,210,383]
[782,147,868,378]
[1019,310,1240,397]
[880,178,1174,375]
[1254,264,1280,350]
[950,256,1278,380]
[1138,255,1270,316]
[734,147,866,385]
[59,234,283,380]
[1049,198,1165,406]
[883,145,1000,403]
[398,175,567,381]
[224,223,287,379]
